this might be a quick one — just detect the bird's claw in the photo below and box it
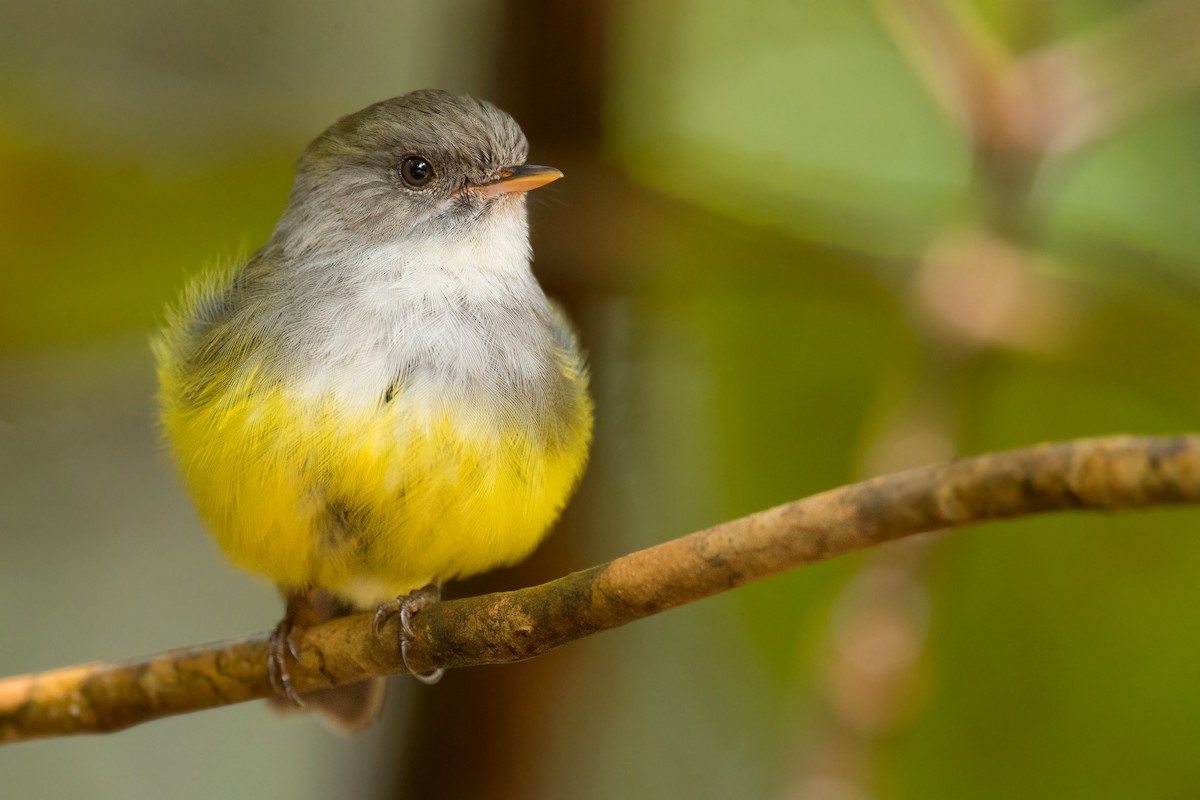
[373,585,444,685]
[268,617,305,707]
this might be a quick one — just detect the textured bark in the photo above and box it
[3,434,1199,743]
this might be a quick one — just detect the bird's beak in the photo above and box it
[472,164,563,198]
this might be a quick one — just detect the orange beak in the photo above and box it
[472,164,563,198]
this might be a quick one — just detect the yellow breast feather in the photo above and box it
[155,270,592,608]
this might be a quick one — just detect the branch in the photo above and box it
[3,434,1199,743]
[874,0,1200,156]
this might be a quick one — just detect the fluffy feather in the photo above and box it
[154,89,592,610]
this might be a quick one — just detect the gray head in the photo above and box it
[274,89,561,251]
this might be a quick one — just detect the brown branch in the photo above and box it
[3,434,1199,743]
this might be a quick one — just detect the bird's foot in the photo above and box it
[268,615,306,707]
[372,584,444,685]
[268,588,324,707]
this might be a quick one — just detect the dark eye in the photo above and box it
[400,155,434,188]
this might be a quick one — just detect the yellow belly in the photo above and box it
[160,379,591,606]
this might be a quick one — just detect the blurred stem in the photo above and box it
[879,0,1200,242]
[872,0,1010,142]
[4,434,1200,744]
[387,4,618,797]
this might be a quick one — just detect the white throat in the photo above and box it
[281,202,554,422]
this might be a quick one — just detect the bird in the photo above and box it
[153,89,593,730]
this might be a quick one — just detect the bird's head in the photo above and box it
[275,89,561,253]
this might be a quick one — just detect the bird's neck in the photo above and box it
[391,211,534,285]
[268,202,535,287]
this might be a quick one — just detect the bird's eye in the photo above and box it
[399,155,434,188]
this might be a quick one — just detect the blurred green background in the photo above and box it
[3,0,1200,797]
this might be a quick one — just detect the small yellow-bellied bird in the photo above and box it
[154,90,592,729]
